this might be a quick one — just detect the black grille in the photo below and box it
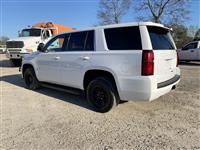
[6,41,24,48]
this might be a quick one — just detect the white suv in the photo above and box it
[21,22,180,112]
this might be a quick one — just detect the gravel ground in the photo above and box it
[0,54,200,150]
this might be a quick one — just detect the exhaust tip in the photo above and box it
[172,85,176,90]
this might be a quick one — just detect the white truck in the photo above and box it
[21,22,180,112]
[6,22,74,66]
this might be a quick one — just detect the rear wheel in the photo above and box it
[86,77,119,113]
[24,68,40,90]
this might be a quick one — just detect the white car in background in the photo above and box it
[178,41,200,61]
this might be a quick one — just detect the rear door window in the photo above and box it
[104,26,142,50]
[147,26,175,50]
[68,32,86,51]
[67,30,94,51]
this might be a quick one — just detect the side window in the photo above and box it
[104,26,142,50]
[45,34,66,52]
[42,30,51,39]
[182,43,197,50]
[193,42,198,49]
[46,30,50,38]
[68,32,87,51]
[67,31,94,51]
[41,30,45,39]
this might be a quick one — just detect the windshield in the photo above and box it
[21,29,41,37]
[147,26,175,50]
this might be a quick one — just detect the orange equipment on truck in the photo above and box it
[32,22,76,35]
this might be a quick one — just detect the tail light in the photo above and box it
[176,50,179,67]
[142,50,154,76]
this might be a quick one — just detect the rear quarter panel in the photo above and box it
[90,51,143,95]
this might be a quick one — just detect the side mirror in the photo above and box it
[37,43,45,52]
[18,31,21,37]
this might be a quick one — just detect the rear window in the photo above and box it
[148,26,175,50]
[104,26,142,50]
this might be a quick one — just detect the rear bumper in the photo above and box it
[157,75,180,88]
[117,68,180,101]
[149,77,180,101]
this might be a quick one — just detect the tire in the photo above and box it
[24,68,40,90]
[11,59,21,67]
[86,77,119,113]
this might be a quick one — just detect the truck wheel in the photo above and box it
[87,77,119,113]
[24,68,40,90]
[11,59,21,67]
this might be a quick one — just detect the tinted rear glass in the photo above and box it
[104,26,142,50]
[67,30,94,51]
[148,26,175,50]
[68,32,87,51]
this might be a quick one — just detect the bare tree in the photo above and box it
[97,0,131,25]
[134,0,190,24]
[187,26,199,38]
[170,24,193,48]
[194,29,200,41]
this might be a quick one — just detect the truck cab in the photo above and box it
[6,22,75,66]
[6,27,53,66]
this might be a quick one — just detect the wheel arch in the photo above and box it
[22,63,36,78]
[83,69,119,96]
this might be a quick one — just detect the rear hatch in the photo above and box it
[147,26,177,83]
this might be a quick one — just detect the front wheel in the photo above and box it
[24,68,40,90]
[86,77,119,113]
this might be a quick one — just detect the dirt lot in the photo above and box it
[0,54,200,150]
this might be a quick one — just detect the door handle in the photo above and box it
[54,56,60,60]
[80,56,90,60]
[191,50,194,52]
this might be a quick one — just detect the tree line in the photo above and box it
[97,0,200,48]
